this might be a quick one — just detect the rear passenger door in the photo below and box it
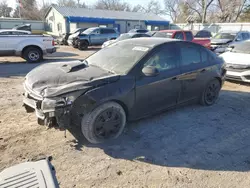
[100,28,116,43]
[177,42,211,103]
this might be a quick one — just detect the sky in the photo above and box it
[4,0,163,9]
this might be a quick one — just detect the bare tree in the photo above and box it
[217,0,247,22]
[133,0,165,15]
[185,0,214,23]
[0,0,12,17]
[57,0,77,7]
[164,0,182,22]
[13,0,41,20]
[94,0,131,11]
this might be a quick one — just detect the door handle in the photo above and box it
[200,69,206,73]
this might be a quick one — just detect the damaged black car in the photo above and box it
[23,38,226,144]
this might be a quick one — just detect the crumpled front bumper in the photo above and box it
[23,87,71,128]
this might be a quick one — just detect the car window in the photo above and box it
[0,31,12,35]
[101,29,115,34]
[201,49,209,64]
[236,33,243,41]
[144,45,179,72]
[242,33,250,40]
[174,32,184,40]
[184,31,193,41]
[91,29,100,34]
[180,44,201,66]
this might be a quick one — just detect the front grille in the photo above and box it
[0,170,39,188]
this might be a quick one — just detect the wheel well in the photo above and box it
[215,77,222,86]
[111,100,129,119]
[22,45,43,56]
[80,40,89,45]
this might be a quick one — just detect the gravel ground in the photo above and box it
[1,46,250,188]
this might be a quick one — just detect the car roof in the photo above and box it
[219,30,249,34]
[118,37,179,48]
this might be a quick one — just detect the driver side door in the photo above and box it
[134,44,182,117]
[89,29,101,45]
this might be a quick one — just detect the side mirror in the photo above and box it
[236,37,241,41]
[142,66,159,77]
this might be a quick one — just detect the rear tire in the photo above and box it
[23,47,43,63]
[78,40,89,50]
[81,102,126,144]
[200,79,221,106]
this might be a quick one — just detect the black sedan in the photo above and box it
[23,38,226,144]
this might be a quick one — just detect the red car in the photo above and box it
[153,30,211,49]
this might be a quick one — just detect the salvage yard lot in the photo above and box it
[1,46,250,188]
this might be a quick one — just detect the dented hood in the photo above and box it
[25,61,119,97]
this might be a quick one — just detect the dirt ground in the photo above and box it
[1,46,250,188]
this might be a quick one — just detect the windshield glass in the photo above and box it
[231,41,250,53]
[213,33,236,40]
[153,32,173,38]
[83,28,96,34]
[87,42,150,74]
[117,34,132,41]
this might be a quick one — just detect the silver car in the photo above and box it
[220,40,250,82]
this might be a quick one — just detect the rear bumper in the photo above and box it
[226,70,250,82]
[46,47,56,54]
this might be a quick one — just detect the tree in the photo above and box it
[240,5,250,21]
[57,0,77,7]
[93,0,131,11]
[13,0,41,20]
[164,0,183,22]
[185,0,214,23]
[216,0,248,22]
[0,1,12,17]
[133,0,165,15]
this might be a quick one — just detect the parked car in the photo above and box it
[219,40,250,83]
[0,30,31,35]
[0,33,55,63]
[193,30,212,38]
[12,24,31,31]
[23,38,226,144]
[153,30,211,49]
[210,30,250,54]
[128,29,149,33]
[73,27,119,50]
[58,28,87,45]
[102,32,151,48]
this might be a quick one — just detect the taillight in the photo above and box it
[52,39,55,46]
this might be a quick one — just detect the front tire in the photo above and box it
[23,47,43,63]
[78,40,89,50]
[81,102,126,144]
[200,79,221,106]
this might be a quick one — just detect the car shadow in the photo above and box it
[68,89,250,172]
[45,51,79,58]
[0,58,81,78]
